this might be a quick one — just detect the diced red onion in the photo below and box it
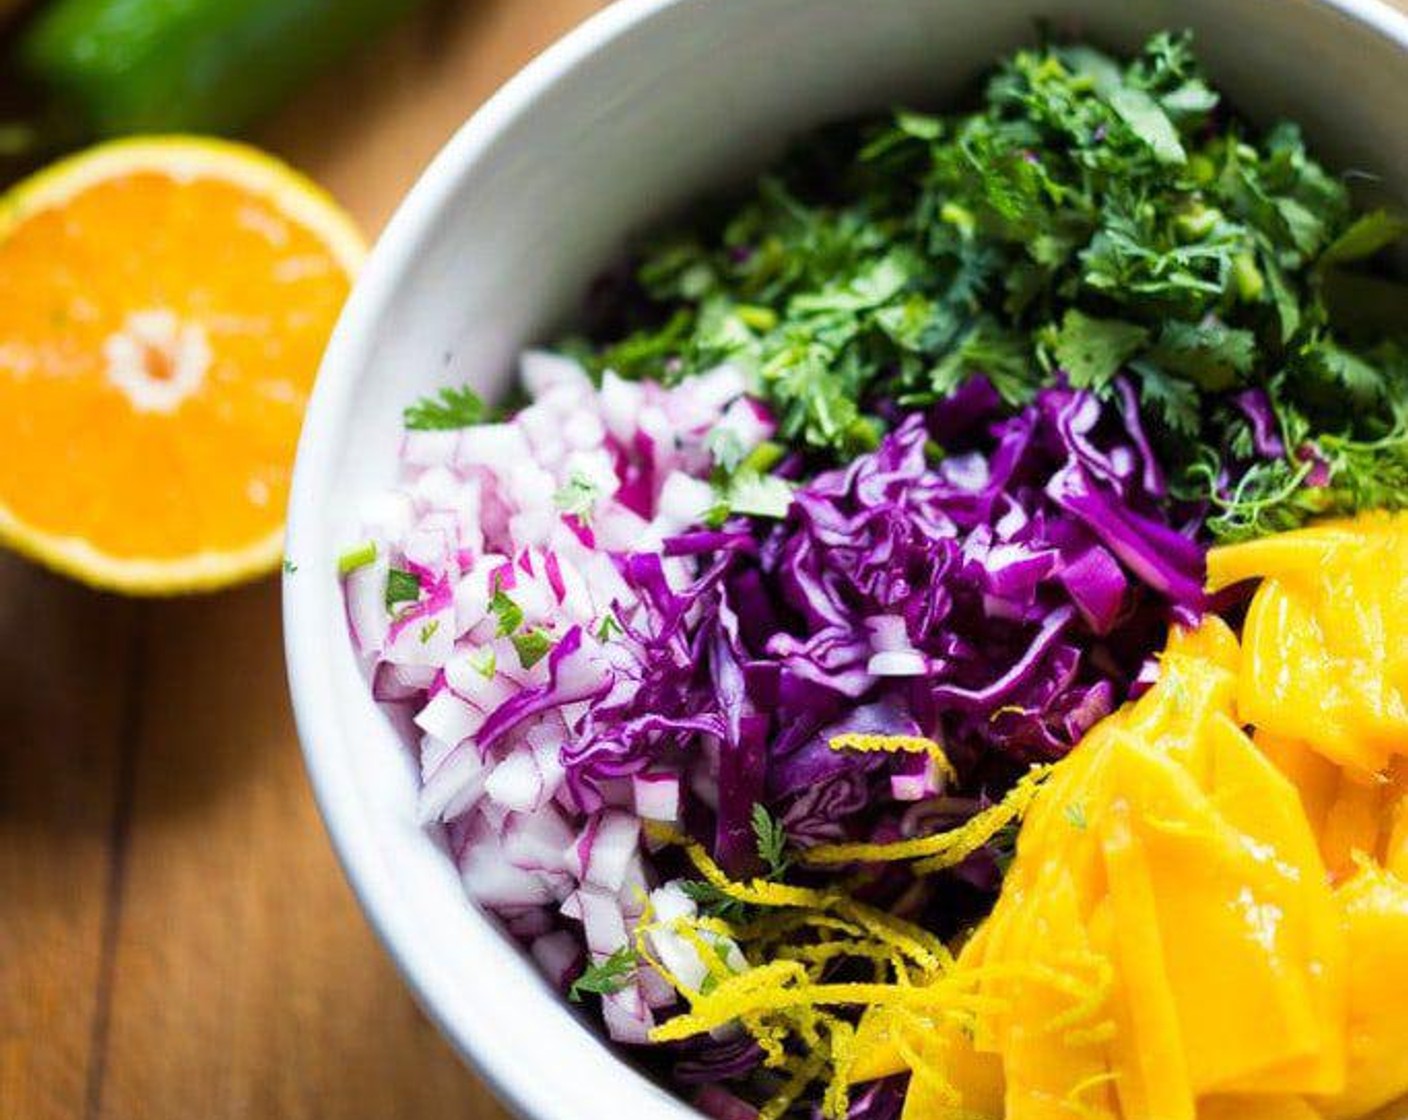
[530,930,582,991]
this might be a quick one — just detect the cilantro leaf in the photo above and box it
[385,568,421,612]
[489,581,524,636]
[403,385,485,431]
[1319,209,1408,268]
[723,471,793,521]
[553,472,604,523]
[1108,86,1186,165]
[511,628,554,669]
[752,804,790,876]
[1049,309,1149,391]
[568,946,636,1001]
[1136,362,1202,436]
[1152,321,1257,391]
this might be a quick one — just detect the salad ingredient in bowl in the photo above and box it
[338,32,1406,1120]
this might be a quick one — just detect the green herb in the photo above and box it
[385,568,421,612]
[705,426,748,474]
[564,31,1407,537]
[403,384,485,431]
[468,647,497,679]
[511,628,554,669]
[679,879,749,923]
[337,541,376,576]
[282,558,297,575]
[553,472,604,523]
[1065,801,1088,830]
[752,803,790,876]
[489,579,524,636]
[595,611,624,642]
[568,946,636,1001]
[707,469,794,527]
[1046,309,1149,391]
[418,619,440,644]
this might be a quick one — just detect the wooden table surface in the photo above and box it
[0,3,606,1118]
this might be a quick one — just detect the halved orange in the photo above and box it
[0,136,363,594]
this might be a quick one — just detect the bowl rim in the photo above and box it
[283,1,1408,1118]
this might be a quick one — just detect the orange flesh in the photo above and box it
[0,171,350,559]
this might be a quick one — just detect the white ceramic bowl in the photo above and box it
[284,1,1408,1117]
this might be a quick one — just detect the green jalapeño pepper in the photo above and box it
[18,0,426,139]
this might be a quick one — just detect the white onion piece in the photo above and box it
[530,930,582,991]
[384,607,454,666]
[402,429,458,467]
[460,840,555,908]
[579,811,640,893]
[598,371,642,442]
[521,350,592,399]
[485,751,545,812]
[638,963,677,1010]
[413,466,460,510]
[890,757,946,803]
[601,981,654,1044]
[413,691,485,746]
[631,772,681,823]
[418,738,488,824]
[657,472,716,527]
[575,886,628,955]
[867,649,928,677]
[455,423,531,470]
[345,555,390,655]
[865,614,911,653]
[502,807,574,873]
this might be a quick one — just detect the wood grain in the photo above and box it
[0,558,137,1120]
[0,3,605,1119]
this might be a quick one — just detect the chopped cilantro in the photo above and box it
[511,628,554,669]
[467,647,497,679]
[418,619,440,644]
[553,472,603,523]
[707,470,793,527]
[561,31,1406,537]
[568,946,636,1001]
[282,558,297,575]
[1047,309,1148,391]
[752,804,790,876]
[403,384,484,431]
[489,579,524,636]
[679,879,748,923]
[385,568,421,612]
[595,612,624,642]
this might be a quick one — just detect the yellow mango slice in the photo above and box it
[897,1018,1005,1120]
[1198,714,1345,1095]
[1314,865,1408,1120]
[1099,792,1194,1120]
[1257,730,1341,839]
[1209,513,1408,779]
[996,866,1117,1120]
[1320,773,1391,883]
[1103,733,1336,1097]
[1198,1095,1324,1120]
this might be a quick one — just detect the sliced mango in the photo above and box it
[1209,513,1408,779]
[1315,865,1408,1120]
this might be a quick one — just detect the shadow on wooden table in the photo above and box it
[1,2,607,1117]
[1,554,512,1120]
